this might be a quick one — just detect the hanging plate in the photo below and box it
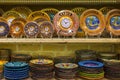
[80,9,105,36]
[11,7,32,19]
[41,8,59,22]
[2,11,21,26]
[24,22,39,38]
[10,21,24,38]
[53,10,79,37]
[39,21,54,38]
[106,9,120,36]
[27,11,50,25]
[71,7,87,37]
[0,18,9,37]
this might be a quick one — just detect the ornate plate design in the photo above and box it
[39,21,54,38]
[27,11,50,25]
[80,9,105,36]
[53,10,79,37]
[10,21,24,38]
[24,22,39,38]
[106,9,120,36]
[0,18,9,37]
[2,11,22,26]
[12,18,27,25]
[71,7,87,37]
[41,8,59,22]
[11,7,32,19]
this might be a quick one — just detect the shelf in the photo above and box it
[0,0,118,5]
[0,38,119,43]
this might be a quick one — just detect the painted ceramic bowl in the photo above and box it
[39,21,54,38]
[41,8,59,22]
[2,11,22,26]
[24,22,39,38]
[10,21,24,38]
[80,9,105,36]
[106,9,120,36]
[11,7,32,19]
[53,10,79,37]
[0,20,9,37]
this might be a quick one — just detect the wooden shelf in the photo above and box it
[0,0,118,5]
[0,38,119,43]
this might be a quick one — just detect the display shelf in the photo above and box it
[0,38,119,43]
[0,0,118,5]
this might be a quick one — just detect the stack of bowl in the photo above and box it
[30,59,54,80]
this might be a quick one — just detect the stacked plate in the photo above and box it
[0,49,11,61]
[11,54,32,63]
[78,60,104,80]
[75,49,97,63]
[54,56,75,64]
[30,59,54,80]
[55,63,78,79]
[4,62,29,80]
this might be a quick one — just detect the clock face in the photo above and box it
[60,18,72,29]
[110,16,120,30]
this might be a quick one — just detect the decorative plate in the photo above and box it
[41,8,59,22]
[11,7,32,19]
[55,63,78,69]
[53,10,79,37]
[0,8,4,16]
[0,21,9,37]
[12,18,27,25]
[24,22,39,38]
[106,9,120,36]
[78,60,104,68]
[10,21,24,38]
[80,9,105,36]
[30,59,53,65]
[71,7,87,37]
[2,11,21,26]
[27,11,50,25]
[39,21,54,38]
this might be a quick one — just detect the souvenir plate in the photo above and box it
[10,21,24,38]
[12,18,27,25]
[24,22,39,38]
[0,21,9,37]
[30,59,53,65]
[55,63,78,69]
[80,9,105,36]
[11,7,32,19]
[0,8,4,16]
[106,9,120,36]
[53,10,79,36]
[41,8,59,22]
[39,21,54,38]
[2,11,21,26]
[72,7,87,37]
[27,11,50,25]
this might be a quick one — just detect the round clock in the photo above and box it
[106,9,120,36]
[0,21,9,37]
[24,22,39,38]
[11,7,32,19]
[41,8,59,22]
[2,11,22,26]
[71,7,87,37]
[10,21,24,38]
[39,21,54,38]
[80,9,105,36]
[53,10,79,37]
[27,11,50,25]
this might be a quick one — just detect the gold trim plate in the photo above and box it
[80,9,105,36]
[53,10,79,37]
[106,9,120,36]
